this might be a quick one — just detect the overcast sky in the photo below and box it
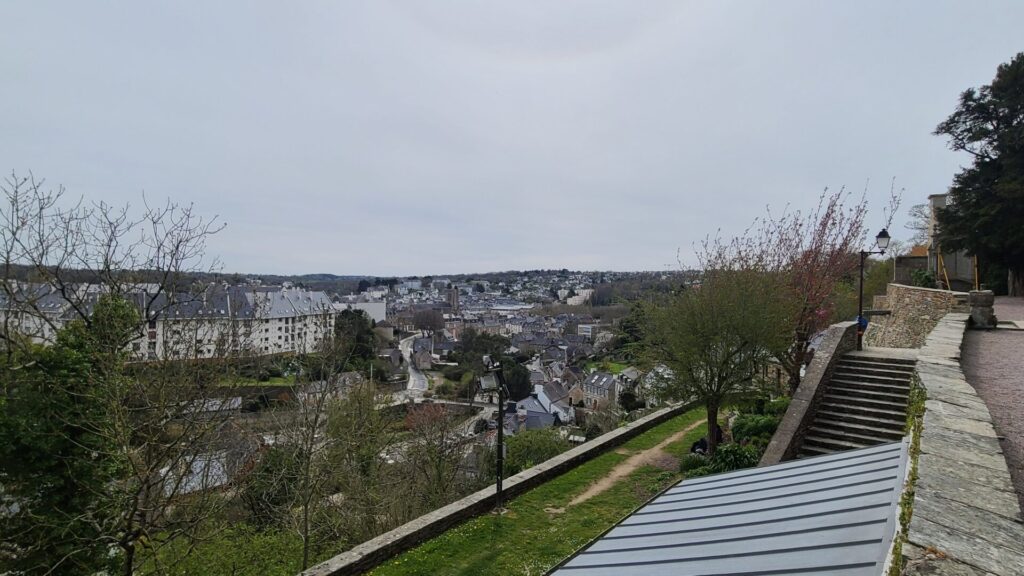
[2,2,1021,276]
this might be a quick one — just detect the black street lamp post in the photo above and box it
[481,356,506,512]
[857,228,891,351]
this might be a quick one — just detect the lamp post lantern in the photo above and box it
[857,228,891,351]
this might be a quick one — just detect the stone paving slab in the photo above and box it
[925,398,998,422]
[916,453,1018,494]
[906,516,1024,575]
[922,425,1005,456]
[920,434,1010,472]
[913,492,1024,554]
[916,477,1021,520]
[904,542,1007,576]
[924,410,999,438]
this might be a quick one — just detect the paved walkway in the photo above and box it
[962,296,1024,513]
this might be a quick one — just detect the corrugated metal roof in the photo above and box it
[550,441,909,576]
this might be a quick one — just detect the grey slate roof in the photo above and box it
[551,440,909,576]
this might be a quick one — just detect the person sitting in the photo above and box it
[690,437,708,455]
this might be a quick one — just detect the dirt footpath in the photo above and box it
[568,420,703,506]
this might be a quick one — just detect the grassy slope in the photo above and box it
[370,409,707,576]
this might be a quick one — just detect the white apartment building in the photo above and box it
[1,282,335,360]
[334,295,387,323]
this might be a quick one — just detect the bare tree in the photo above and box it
[905,203,930,246]
[0,171,231,576]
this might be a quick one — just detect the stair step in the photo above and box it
[803,434,873,452]
[823,393,908,411]
[829,386,909,403]
[819,402,907,422]
[842,354,917,366]
[837,359,916,373]
[817,409,906,430]
[830,379,910,394]
[834,364,916,379]
[800,445,837,458]
[831,368,913,383]
[813,418,907,441]
[807,425,899,446]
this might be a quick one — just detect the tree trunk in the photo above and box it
[1010,268,1024,297]
[786,336,810,394]
[706,400,720,456]
[301,497,310,570]
[123,543,135,576]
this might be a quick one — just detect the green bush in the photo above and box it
[237,445,300,527]
[679,453,707,473]
[685,443,762,478]
[731,414,780,443]
[910,269,936,288]
[441,365,466,382]
[765,397,790,416]
[504,428,570,476]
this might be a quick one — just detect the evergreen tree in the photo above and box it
[0,296,136,575]
[935,52,1024,295]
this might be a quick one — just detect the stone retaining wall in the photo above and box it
[759,321,857,466]
[903,313,1024,575]
[302,401,697,576]
[865,284,968,349]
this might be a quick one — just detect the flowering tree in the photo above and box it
[701,188,869,392]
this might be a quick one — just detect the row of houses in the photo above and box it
[0,282,337,361]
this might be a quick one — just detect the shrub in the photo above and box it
[504,428,570,476]
[765,397,790,416]
[679,453,707,473]
[910,269,936,288]
[238,445,300,527]
[434,381,455,397]
[731,414,780,443]
[684,443,761,478]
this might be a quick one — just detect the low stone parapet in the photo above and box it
[302,401,696,576]
[903,313,1024,575]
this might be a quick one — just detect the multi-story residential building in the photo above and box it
[1,282,335,360]
[334,294,387,323]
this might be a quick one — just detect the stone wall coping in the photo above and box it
[759,321,857,466]
[904,313,1024,575]
[302,401,696,576]
[887,283,969,297]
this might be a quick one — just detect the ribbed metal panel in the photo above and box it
[551,441,909,576]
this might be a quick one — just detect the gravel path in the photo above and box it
[962,296,1024,512]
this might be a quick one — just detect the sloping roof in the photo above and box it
[550,441,909,576]
[583,372,616,392]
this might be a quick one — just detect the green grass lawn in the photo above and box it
[215,375,295,387]
[369,408,707,576]
[584,360,629,374]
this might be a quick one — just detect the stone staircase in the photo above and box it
[799,352,916,458]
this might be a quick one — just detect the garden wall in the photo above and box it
[864,283,968,349]
[302,401,697,576]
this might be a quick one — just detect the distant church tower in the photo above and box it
[448,287,460,312]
